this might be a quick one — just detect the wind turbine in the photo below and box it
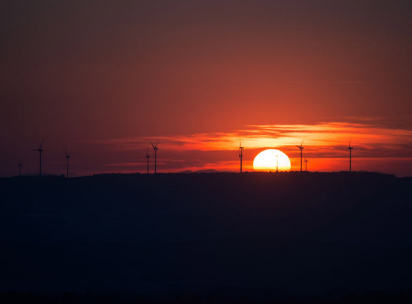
[296,140,304,172]
[237,141,244,173]
[145,147,150,174]
[305,159,308,172]
[348,140,353,172]
[65,148,70,178]
[151,143,159,174]
[33,139,44,176]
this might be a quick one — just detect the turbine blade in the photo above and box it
[39,138,44,149]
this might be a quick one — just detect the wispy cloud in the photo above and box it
[90,122,412,152]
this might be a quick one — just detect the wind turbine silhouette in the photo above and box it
[305,159,308,172]
[151,143,159,174]
[348,140,353,172]
[33,139,44,176]
[65,149,70,178]
[297,140,304,172]
[237,140,244,173]
[145,147,150,174]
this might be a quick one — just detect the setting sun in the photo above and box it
[253,149,291,172]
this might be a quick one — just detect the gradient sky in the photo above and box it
[1,0,412,176]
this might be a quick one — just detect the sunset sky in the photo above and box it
[1,0,412,177]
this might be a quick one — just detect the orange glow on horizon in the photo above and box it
[82,121,412,176]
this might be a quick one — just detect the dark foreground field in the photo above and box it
[0,172,411,303]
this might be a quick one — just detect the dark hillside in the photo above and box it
[0,172,411,300]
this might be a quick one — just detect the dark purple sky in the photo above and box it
[1,0,412,176]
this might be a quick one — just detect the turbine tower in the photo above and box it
[151,143,159,174]
[65,149,70,178]
[348,140,353,172]
[305,159,308,172]
[145,148,150,174]
[238,141,244,173]
[296,140,304,172]
[33,139,44,176]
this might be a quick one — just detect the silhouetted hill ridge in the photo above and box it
[0,172,411,298]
